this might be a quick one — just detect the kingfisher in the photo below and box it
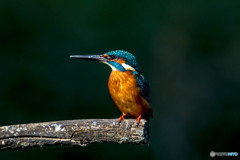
[70,50,152,123]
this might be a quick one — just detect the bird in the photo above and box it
[70,50,152,123]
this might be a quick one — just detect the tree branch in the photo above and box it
[0,119,149,151]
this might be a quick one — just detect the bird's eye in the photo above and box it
[110,55,116,59]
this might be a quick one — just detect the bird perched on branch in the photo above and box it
[70,50,152,123]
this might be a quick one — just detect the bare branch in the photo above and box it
[0,119,149,151]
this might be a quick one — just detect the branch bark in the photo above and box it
[0,119,149,151]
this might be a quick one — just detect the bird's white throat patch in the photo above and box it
[103,62,117,71]
[103,62,136,72]
[122,63,136,71]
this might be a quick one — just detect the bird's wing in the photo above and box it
[133,71,152,104]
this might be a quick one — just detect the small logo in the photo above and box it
[210,151,238,157]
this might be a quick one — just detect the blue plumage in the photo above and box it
[107,61,126,71]
[133,71,152,104]
[106,50,140,72]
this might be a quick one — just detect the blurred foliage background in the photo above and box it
[0,0,240,159]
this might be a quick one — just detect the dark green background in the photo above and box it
[0,0,240,159]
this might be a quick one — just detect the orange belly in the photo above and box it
[108,70,152,118]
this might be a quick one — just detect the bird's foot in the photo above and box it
[118,115,125,123]
[136,115,142,124]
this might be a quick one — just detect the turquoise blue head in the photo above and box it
[70,50,140,72]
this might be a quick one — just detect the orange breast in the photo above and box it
[108,70,152,118]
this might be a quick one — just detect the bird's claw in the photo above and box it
[118,115,125,123]
[136,115,142,125]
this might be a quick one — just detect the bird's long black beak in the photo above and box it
[70,55,107,62]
